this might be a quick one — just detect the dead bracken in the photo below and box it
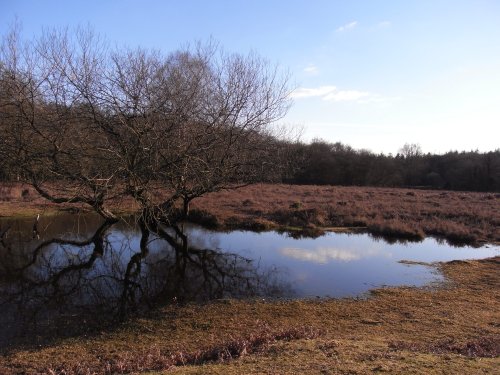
[42,327,322,374]
[1,183,499,245]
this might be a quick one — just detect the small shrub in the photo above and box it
[423,221,477,245]
[225,216,274,231]
[368,220,425,241]
[270,207,325,227]
[242,199,253,206]
[187,209,219,229]
[21,189,30,200]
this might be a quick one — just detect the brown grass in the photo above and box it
[389,335,500,358]
[189,184,500,245]
[1,184,498,373]
[1,257,498,374]
[1,183,499,244]
[39,326,321,374]
[0,183,34,203]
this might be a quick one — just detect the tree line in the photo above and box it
[285,140,500,192]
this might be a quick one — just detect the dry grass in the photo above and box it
[1,183,498,374]
[389,335,499,358]
[1,257,498,374]
[192,184,500,245]
[0,183,82,217]
[0,183,34,203]
[1,182,499,244]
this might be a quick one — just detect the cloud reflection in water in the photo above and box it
[280,246,363,263]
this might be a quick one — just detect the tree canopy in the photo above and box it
[0,27,292,223]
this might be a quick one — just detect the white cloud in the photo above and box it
[323,90,370,102]
[290,85,337,99]
[291,85,391,103]
[304,64,319,74]
[280,247,360,263]
[336,21,358,32]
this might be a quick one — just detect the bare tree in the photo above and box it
[0,27,292,223]
[399,143,423,159]
[398,143,424,186]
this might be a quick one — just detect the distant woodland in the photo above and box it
[283,140,500,192]
[1,134,498,193]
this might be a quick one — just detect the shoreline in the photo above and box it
[1,257,498,373]
[2,182,499,247]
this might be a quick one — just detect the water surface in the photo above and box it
[188,226,499,298]
[0,213,498,349]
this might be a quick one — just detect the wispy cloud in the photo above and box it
[291,85,400,104]
[303,64,319,74]
[324,90,370,102]
[377,21,391,29]
[291,85,337,99]
[336,21,358,32]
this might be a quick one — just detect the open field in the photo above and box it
[0,257,498,374]
[192,184,500,245]
[2,183,498,246]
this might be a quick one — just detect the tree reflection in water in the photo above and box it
[0,215,291,350]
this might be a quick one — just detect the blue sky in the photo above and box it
[1,0,499,154]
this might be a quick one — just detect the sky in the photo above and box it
[1,0,499,154]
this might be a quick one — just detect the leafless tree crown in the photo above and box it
[0,27,292,222]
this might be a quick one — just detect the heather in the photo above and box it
[192,184,500,245]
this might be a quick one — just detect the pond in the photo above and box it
[0,213,498,350]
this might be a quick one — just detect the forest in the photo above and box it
[285,140,500,192]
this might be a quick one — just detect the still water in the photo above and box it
[188,227,499,298]
[0,213,498,349]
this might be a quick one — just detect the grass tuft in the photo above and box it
[389,335,500,358]
[44,326,322,374]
